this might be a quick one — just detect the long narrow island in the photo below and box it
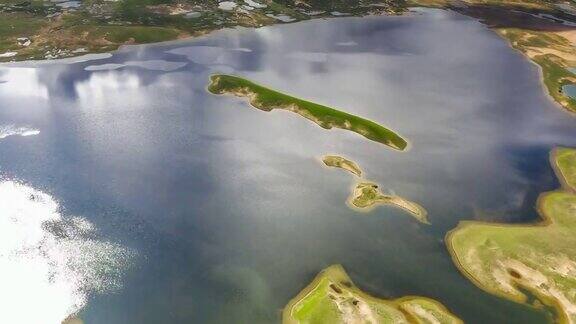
[207,75,408,150]
[283,264,462,324]
[448,147,576,323]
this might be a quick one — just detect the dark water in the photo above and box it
[0,8,574,324]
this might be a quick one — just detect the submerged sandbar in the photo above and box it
[208,75,408,150]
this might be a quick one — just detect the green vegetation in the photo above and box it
[556,147,576,189]
[0,0,400,62]
[208,75,407,150]
[0,12,46,56]
[349,182,429,224]
[320,154,428,223]
[447,147,576,324]
[322,155,362,177]
[534,54,576,111]
[88,25,180,44]
[2,0,576,116]
[496,28,576,112]
[283,264,462,324]
[406,1,576,113]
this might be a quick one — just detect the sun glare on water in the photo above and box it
[0,180,134,324]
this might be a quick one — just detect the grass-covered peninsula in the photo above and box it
[283,264,462,324]
[447,147,576,323]
[208,75,408,150]
[320,154,428,223]
[497,28,576,112]
[409,0,576,113]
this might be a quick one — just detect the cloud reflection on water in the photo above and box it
[0,9,573,324]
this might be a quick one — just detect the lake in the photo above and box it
[563,84,576,99]
[0,8,574,324]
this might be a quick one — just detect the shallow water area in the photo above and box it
[0,8,574,324]
[563,83,576,99]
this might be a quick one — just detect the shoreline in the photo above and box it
[491,29,576,115]
[282,264,462,324]
[344,183,429,224]
[206,74,409,150]
[0,8,408,65]
[445,148,576,324]
[3,5,575,116]
[550,147,576,192]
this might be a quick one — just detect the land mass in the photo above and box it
[410,0,576,112]
[321,154,429,223]
[447,147,576,324]
[322,155,362,177]
[208,75,408,150]
[349,181,429,224]
[3,0,576,112]
[0,0,402,62]
[496,28,576,112]
[283,264,462,324]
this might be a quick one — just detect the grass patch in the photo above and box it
[533,55,576,112]
[348,181,429,223]
[0,13,46,53]
[89,25,180,43]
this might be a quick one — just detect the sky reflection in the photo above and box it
[0,9,572,324]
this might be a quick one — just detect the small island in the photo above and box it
[322,155,362,177]
[447,147,576,323]
[321,154,429,224]
[349,182,429,224]
[283,264,462,324]
[208,75,408,150]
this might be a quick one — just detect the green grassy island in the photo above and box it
[448,147,576,324]
[349,182,429,224]
[283,264,462,324]
[321,154,429,224]
[322,155,362,177]
[208,75,408,150]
